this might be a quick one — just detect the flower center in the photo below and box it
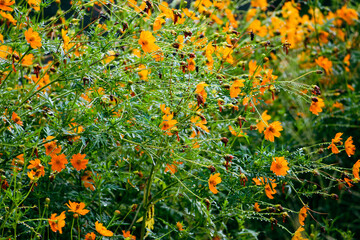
[142,40,148,46]
[268,126,275,133]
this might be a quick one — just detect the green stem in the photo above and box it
[140,163,156,240]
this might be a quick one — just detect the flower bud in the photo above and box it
[208,165,216,173]
[131,204,138,212]
[221,137,228,146]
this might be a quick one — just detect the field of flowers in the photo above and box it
[0,0,359,239]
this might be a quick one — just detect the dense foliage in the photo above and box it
[0,0,359,239]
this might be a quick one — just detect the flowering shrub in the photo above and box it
[0,0,359,239]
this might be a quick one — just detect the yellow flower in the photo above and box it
[208,173,221,194]
[138,31,160,53]
[254,202,261,212]
[95,221,113,237]
[159,113,177,135]
[66,200,90,215]
[251,0,267,10]
[292,226,308,240]
[270,157,289,176]
[252,177,277,199]
[298,206,308,225]
[315,56,332,75]
[0,0,15,12]
[25,28,42,49]
[27,0,40,11]
[327,132,343,154]
[352,160,360,179]
[229,79,245,98]
[256,110,271,133]
[195,82,208,103]
[138,64,150,80]
[248,20,267,37]
[345,136,356,157]
[309,97,325,115]
[0,11,17,25]
[176,222,184,231]
[336,5,358,25]
[49,211,66,234]
[264,121,283,142]
[153,14,166,31]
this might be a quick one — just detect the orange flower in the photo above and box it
[66,200,90,215]
[138,31,159,53]
[153,14,166,31]
[309,97,325,115]
[0,11,17,25]
[208,173,221,194]
[327,132,343,154]
[292,226,307,240]
[22,53,34,66]
[315,56,332,75]
[187,58,196,71]
[251,0,267,10]
[95,221,113,237]
[298,206,308,225]
[264,121,283,142]
[160,104,170,114]
[264,180,277,199]
[249,60,262,78]
[85,232,96,240]
[248,20,267,37]
[138,64,150,80]
[353,160,360,179]
[344,177,353,188]
[336,5,358,25]
[25,28,42,49]
[252,177,277,199]
[27,158,45,177]
[254,202,261,212]
[270,157,289,176]
[11,112,23,126]
[345,137,356,157]
[256,110,271,133]
[70,153,88,171]
[159,113,177,135]
[229,79,245,98]
[0,0,15,11]
[27,0,40,11]
[44,136,62,155]
[49,211,66,234]
[82,171,95,190]
[49,154,68,172]
[164,161,182,174]
[11,154,24,171]
[195,82,208,103]
[190,116,209,135]
[122,230,136,240]
[229,125,246,137]
[176,222,184,231]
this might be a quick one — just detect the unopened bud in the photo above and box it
[208,165,216,173]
